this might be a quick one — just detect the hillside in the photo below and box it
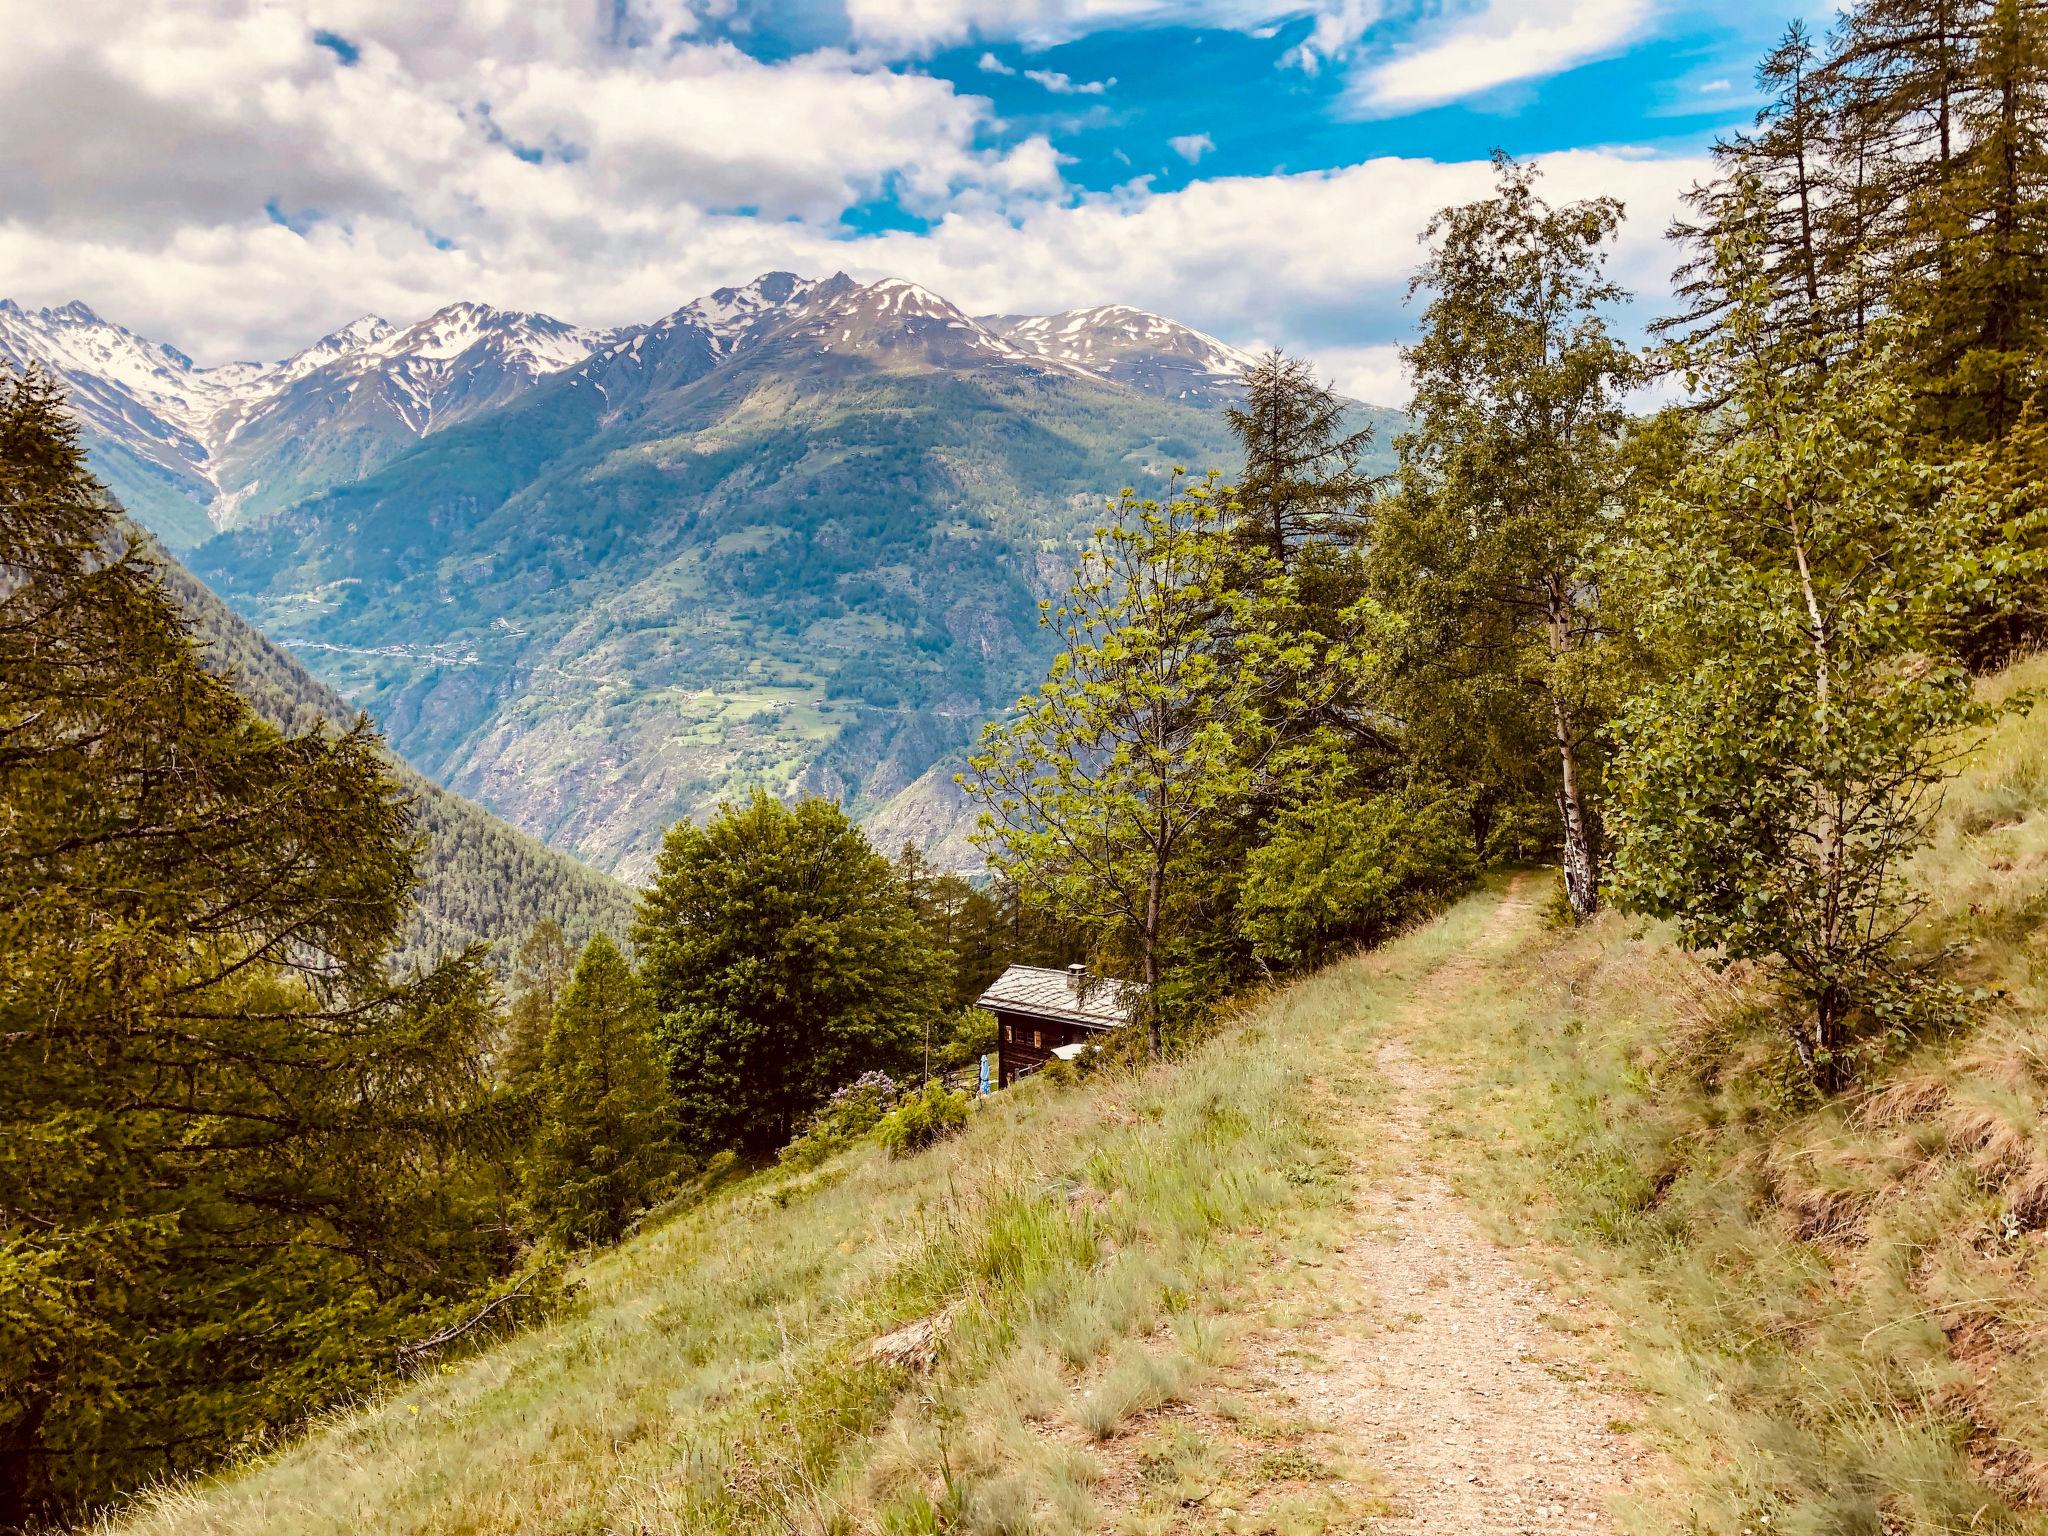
[98,658,2048,1535]
[8,277,1401,879]
[149,534,637,971]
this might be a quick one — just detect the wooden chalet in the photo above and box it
[978,963,1140,1088]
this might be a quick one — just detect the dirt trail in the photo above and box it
[1243,884,1654,1534]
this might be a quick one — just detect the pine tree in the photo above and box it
[501,918,577,1092]
[1225,350,1377,568]
[521,935,680,1247]
[0,369,526,1524]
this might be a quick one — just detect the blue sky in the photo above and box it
[0,0,1817,401]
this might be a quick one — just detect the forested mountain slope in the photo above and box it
[103,663,2048,1533]
[150,535,636,968]
[187,276,1395,878]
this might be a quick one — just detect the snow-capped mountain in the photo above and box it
[0,297,616,543]
[1,274,1266,548]
[980,304,1260,405]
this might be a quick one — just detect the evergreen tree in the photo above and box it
[521,935,680,1247]
[635,794,947,1155]
[501,918,577,1092]
[1373,156,1639,921]
[1225,350,1377,567]
[0,370,526,1524]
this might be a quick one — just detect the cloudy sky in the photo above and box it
[1,0,1814,403]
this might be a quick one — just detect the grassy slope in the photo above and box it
[102,660,2048,1536]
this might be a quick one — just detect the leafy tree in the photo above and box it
[1226,349,1378,568]
[1373,154,1640,921]
[521,935,680,1247]
[0,370,528,1524]
[1607,236,1997,1090]
[635,794,947,1155]
[964,475,1380,1051]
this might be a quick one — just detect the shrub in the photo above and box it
[780,1070,901,1170]
[876,1081,970,1158]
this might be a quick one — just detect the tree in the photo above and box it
[521,935,680,1247]
[1225,350,1378,568]
[635,794,947,1155]
[1607,232,1996,1089]
[0,370,527,1524]
[1237,779,1479,972]
[500,918,578,1092]
[1373,154,1640,921]
[964,475,1380,1051]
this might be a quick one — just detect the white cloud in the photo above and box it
[841,0,1311,52]
[1023,68,1113,94]
[1169,133,1216,163]
[1698,76,1731,91]
[1311,343,1411,407]
[977,50,1016,74]
[1350,0,1655,112]
[0,0,1706,392]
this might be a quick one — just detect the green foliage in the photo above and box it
[522,935,682,1248]
[937,1007,1000,1072]
[0,369,538,1525]
[1374,153,1640,923]
[635,793,948,1156]
[1608,253,2000,1085]
[1238,782,1480,970]
[501,919,579,1094]
[874,1081,971,1159]
[965,475,1383,1050]
[1225,349,1379,566]
[778,1071,903,1170]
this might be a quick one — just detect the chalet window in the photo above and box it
[1003,1024,1012,1042]
[1032,1029,1042,1048]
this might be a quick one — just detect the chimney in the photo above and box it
[1067,962,1086,995]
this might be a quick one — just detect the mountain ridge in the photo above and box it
[1,275,1306,551]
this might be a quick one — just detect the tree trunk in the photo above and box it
[1142,862,1163,1060]
[1545,578,1599,922]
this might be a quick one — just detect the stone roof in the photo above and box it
[976,964,1140,1030]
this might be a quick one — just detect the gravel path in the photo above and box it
[1247,887,1654,1534]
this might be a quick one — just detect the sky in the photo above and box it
[0,0,1819,404]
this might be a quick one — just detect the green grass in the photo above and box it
[1406,664,2048,1535]
[100,663,2048,1533]
[103,911,1459,1536]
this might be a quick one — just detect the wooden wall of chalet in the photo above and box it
[992,1007,1104,1087]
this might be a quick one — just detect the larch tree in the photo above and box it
[1225,350,1378,568]
[1372,154,1640,921]
[521,934,680,1247]
[0,369,526,1524]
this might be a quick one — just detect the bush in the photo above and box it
[780,1070,902,1170]
[876,1081,970,1158]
